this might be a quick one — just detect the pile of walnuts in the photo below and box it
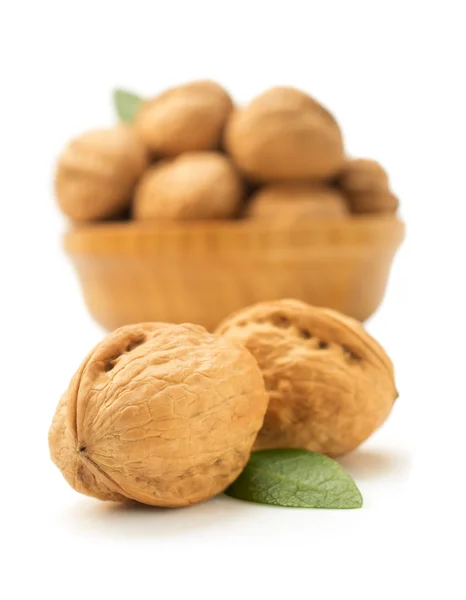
[55,81,399,224]
[49,299,397,508]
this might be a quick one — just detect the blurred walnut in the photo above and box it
[337,159,388,192]
[216,299,397,457]
[133,152,244,221]
[246,184,349,221]
[55,126,148,222]
[135,80,233,156]
[345,190,399,214]
[336,158,398,214]
[225,86,344,182]
[49,322,268,507]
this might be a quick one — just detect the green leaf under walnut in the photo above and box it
[225,449,363,509]
[113,88,143,123]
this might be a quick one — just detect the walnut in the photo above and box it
[135,80,233,156]
[224,86,344,182]
[246,184,349,221]
[133,152,244,221]
[55,126,148,222]
[216,299,397,457]
[336,158,399,214]
[345,190,399,214]
[48,322,268,507]
[337,159,388,192]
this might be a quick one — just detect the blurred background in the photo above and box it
[1,1,465,598]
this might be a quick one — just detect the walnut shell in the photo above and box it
[225,86,344,182]
[246,184,349,221]
[337,158,389,192]
[336,158,398,215]
[133,152,244,221]
[216,299,397,457]
[55,126,148,222]
[135,80,233,156]
[49,323,268,507]
[347,190,399,215]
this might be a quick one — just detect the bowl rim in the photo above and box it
[66,214,402,232]
[64,216,405,257]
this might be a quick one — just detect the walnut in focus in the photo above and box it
[336,158,398,214]
[135,80,233,156]
[55,126,148,222]
[246,184,349,221]
[216,299,397,457]
[133,152,244,221]
[225,86,344,182]
[48,322,268,507]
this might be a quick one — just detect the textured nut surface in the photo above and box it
[135,80,233,156]
[49,323,268,507]
[246,184,349,221]
[55,126,148,222]
[133,152,244,221]
[216,299,397,457]
[225,86,344,182]
[337,158,398,214]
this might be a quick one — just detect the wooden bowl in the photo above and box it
[65,217,404,331]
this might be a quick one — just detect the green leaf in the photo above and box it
[225,449,363,509]
[113,88,144,123]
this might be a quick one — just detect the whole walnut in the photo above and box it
[216,299,397,457]
[55,126,148,222]
[49,323,268,507]
[336,158,398,214]
[246,184,349,221]
[135,80,233,156]
[337,159,389,192]
[225,86,344,182]
[133,152,244,221]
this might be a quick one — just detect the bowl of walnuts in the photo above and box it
[57,81,404,331]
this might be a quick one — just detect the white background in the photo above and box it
[1,1,465,598]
